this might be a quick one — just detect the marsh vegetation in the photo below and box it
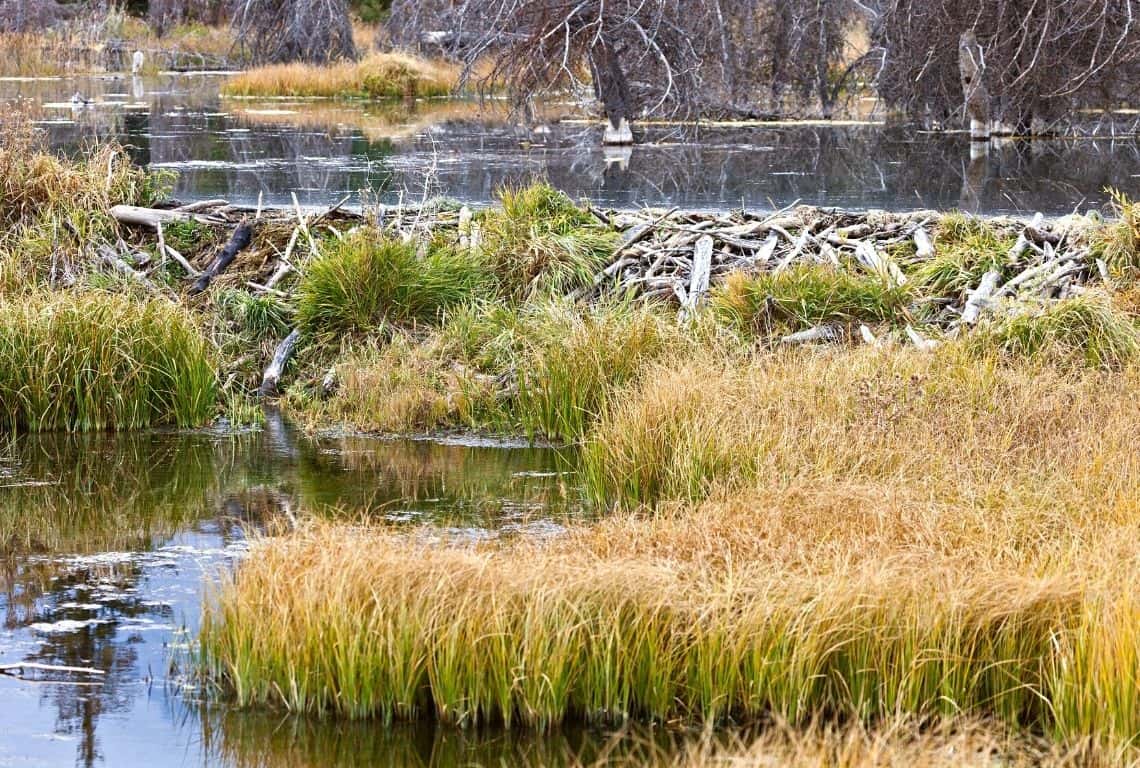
[4,74,1140,764]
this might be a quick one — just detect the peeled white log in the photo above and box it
[109,205,221,228]
[1007,213,1044,263]
[259,328,301,398]
[960,269,1002,325]
[906,326,938,351]
[679,236,713,321]
[913,227,935,260]
[854,241,908,288]
[781,324,841,345]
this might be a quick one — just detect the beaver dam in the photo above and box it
[4,105,1140,766]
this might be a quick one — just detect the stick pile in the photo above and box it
[583,204,1105,333]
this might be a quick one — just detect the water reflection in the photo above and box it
[0,418,578,767]
[204,709,701,768]
[2,74,1136,214]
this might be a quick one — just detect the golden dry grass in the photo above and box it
[201,344,1140,753]
[222,52,459,99]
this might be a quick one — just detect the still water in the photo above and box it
[0,415,613,767]
[3,73,1139,214]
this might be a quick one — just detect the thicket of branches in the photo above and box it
[387,0,863,122]
[229,0,356,64]
[147,0,226,36]
[0,0,76,32]
[870,0,1140,128]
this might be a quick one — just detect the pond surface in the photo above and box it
[3,73,1139,215]
[0,415,614,767]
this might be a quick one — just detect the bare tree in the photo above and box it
[229,0,356,64]
[148,0,226,37]
[871,0,1140,132]
[388,0,864,132]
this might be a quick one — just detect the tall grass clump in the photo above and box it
[711,265,909,339]
[295,232,493,337]
[479,184,617,299]
[199,514,1140,749]
[0,291,216,431]
[0,111,170,293]
[510,300,686,441]
[909,213,1014,298]
[1094,188,1140,273]
[222,52,457,99]
[295,332,499,434]
[434,299,700,441]
[971,292,1140,370]
[582,343,1140,506]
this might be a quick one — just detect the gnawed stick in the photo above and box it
[259,328,301,398]
[913,226,935,259]
[173,198,228,213]
[189,219,254,295]
[96,244,152,287]
[1007,212,1045,263]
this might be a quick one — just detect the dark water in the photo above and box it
[0,415,597,767]
[3,73,1139,215]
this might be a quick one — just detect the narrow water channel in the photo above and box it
[0,415,598,767]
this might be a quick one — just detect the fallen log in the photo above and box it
[960,270,1002,325]
[189,219,254,295]
[259,328,301,398]
[679,235,713,321]
[110,204,224,228]
[782,324,841,345]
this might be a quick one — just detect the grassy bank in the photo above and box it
[201,343,1140,751]
[223,52,459,99]
[0,14,239,76]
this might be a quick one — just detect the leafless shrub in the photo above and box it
[229,0,356,65]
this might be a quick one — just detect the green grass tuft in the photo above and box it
[710,265,910,338]
[971,293,1140,370]
[909,213,1013,299]
[479,183,617,299]
[1094,189,1140,273]
[0,291,216,431]
[295,233,494,338]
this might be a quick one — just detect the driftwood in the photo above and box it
[110,204,225,228]
[260,328,301,398]
[189,219,255,295]
[0,662,105,676]
[960,270,1002,325]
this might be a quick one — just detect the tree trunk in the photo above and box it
[591,37,634,144]
[958,30,990,140]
